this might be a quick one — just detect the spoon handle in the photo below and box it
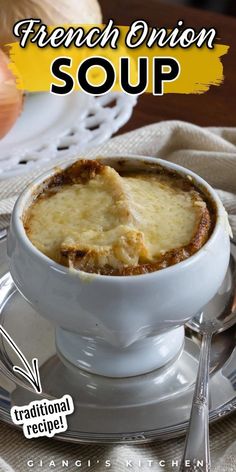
[179,332,212,472]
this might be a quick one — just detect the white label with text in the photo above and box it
[10,394,74,439]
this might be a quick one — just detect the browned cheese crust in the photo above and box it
[24,159,215,276]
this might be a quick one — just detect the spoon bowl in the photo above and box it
[180,244,236,472]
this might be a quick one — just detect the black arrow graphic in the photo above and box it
[0,324,42,394]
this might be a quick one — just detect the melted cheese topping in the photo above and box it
[124,174,203,259]
[25,163,208,273]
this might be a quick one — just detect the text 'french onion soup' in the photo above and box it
[24,159,215,275]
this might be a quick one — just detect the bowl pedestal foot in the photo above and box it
[56,325,185,378]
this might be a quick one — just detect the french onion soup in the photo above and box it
[24,159,215,275]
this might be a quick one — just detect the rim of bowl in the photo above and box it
[11,154,226,282]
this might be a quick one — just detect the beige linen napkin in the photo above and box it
[0,120,235,472]
[0,120,235,236]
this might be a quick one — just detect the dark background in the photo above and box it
[165,0,236,16]
[98,0,236,132]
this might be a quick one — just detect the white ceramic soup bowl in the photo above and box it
[7,156,230,377]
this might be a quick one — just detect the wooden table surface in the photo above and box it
[99,0,236,134]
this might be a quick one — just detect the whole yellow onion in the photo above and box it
[0,0,102,48]
[0,48,23,138]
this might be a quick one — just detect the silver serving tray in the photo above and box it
[0,234,235,444]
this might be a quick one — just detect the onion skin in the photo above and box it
[0,49,23,139]
[0,0,102,48]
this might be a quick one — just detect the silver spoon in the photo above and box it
[180,252,236,472]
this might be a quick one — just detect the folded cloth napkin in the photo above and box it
[0,120,235,472]
[0,120,235,237]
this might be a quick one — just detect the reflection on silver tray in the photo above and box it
[0,236,235,444]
